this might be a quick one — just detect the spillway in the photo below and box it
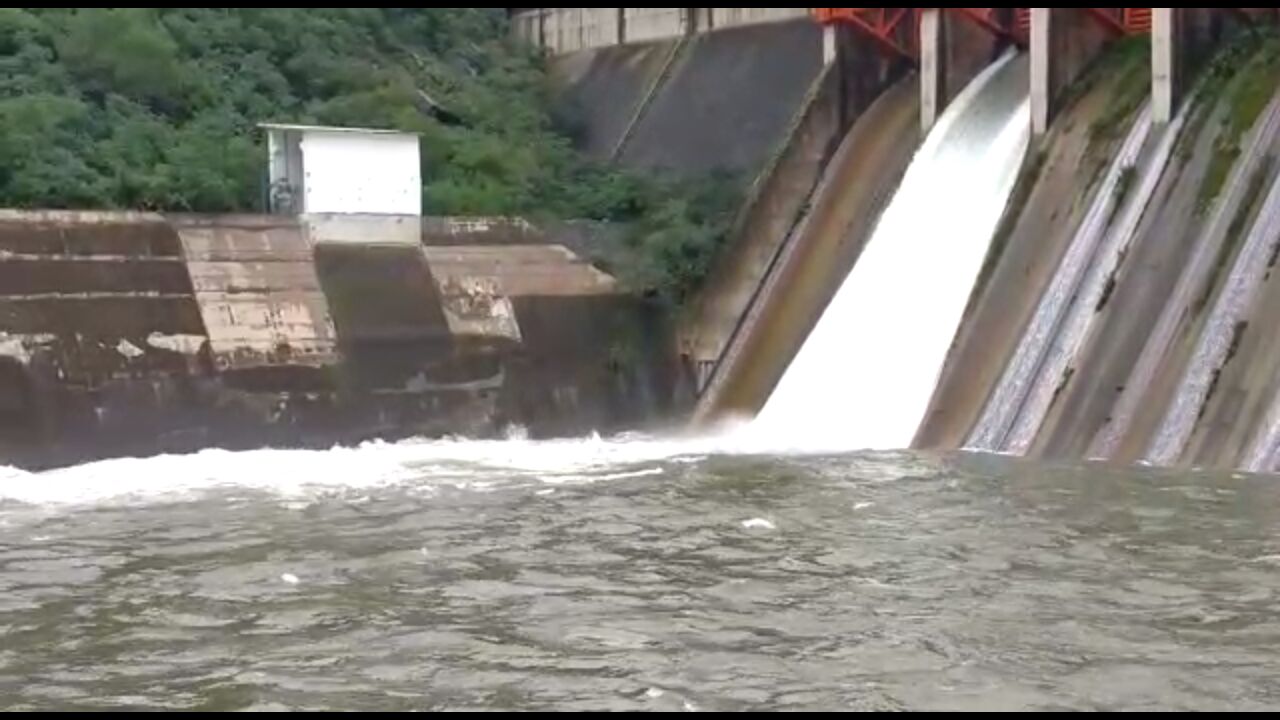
[1155,171,1280,467]
[749,52,1031,451]
[967,98,1188,455]
[1087,92,1280,462]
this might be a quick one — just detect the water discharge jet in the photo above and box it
[748,51,1030,452]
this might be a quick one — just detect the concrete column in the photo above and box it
[695,8,713,33]
[822,25,837,66]
[683,8,712,36]
[1027,8,1113,136]
[1030,8,1053,136]
[920,8,946,133]
[1152,8,1180,125]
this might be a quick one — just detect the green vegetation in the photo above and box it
[0,8,739,307]
[1193,32,1280,215]
[1084,36,1151,166]
[1107,165,1137,228]
[1198,319,1249,421]
[1192,155,1274,317]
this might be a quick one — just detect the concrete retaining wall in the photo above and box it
[547,7,623,53]
[549,38,680,160]
[617,19,825,175]
[0,211,681,468]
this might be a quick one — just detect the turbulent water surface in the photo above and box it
[3,435,1280,711]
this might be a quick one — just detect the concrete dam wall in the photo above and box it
[547,15,864,398]
[615,19,825,176]
[920,32,1280,472]
[0,212,681,469]
[674,8,1280,474]
[550,18,827,176]
[545,9,1012,414]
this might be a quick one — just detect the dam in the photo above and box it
[753,51,1031,451]
[13,8,1276,472]
[666,7,1280,476]
[4,8,1280,712]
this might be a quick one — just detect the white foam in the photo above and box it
[0,420,950,508]
[0,425,821,507]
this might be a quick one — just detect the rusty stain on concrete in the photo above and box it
[422,244,617,297]
[435,276,523,342]
[172,216,337,370]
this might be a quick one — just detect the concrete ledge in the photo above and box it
[516,8,812,54]
[303,213,420,247]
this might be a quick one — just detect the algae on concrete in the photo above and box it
[1199,319,1250,422]
[1195,33,1280,215]
[1192,155,1275,317]
[1083,37,1151,168]
[971,148,1046,306]
[972,38,1149,313]
[1107,165,1138,228]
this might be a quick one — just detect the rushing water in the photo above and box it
[754,51,1030,451]
[4,436,1280,711]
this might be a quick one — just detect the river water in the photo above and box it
[3,435,1280,711]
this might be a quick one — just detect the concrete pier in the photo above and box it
[1029,8,1114,136]
[918,9,1010,133]
[1152,8,1180,125]
[919,9,945,132]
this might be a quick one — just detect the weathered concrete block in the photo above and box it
[172,215,337,370]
